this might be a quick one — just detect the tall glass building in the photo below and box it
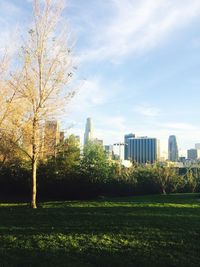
[168,135,179,162]
[124,133,135,160]
[128,137,160,164]
[187,149,199,160]
[84,117,93,145]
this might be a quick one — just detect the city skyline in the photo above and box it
[68,117,200,159]
[42,114,200,160]
[1,0,200,157]
[68,117,199,159]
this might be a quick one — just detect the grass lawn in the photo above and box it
[0,193,200,267]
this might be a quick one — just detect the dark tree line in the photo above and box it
[0,135,200,202]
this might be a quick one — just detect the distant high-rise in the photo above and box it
[128,137,160,164]
[44,120,60,157]
[124,133,135,160]
[104,145,113,159]
[187,149,200,160]
[113,143,125,161]
[93,138,103,146]
[168,135,179,162]
[84,118,93,145]
[195,143,200,150]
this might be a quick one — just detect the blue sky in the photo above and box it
[1,0,200,157]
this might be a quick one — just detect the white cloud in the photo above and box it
[134,104,160,117]
[0,1,20,15]
[68,77,108,114]
[160,122,197,131]
[98,115,127,130]
[76,0,200,63]
[0,1,25,56]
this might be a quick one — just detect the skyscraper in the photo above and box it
[93,138,103,146]
[168,135,179,162]
[195,143,200,150]
[104,145,113,159]
[84,117,93,145]
[44,120,60,157]
[113,143,125,161]
[124,133,135,160]
[187,149,200,160]
[128,137,160,164]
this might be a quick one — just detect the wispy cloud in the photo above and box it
[0,1,25,55]
[98,115,126,130]
[94,115,128,144]
[134,104,160,117]
[67,76,109,117]
[74,0,200,63]
[160,122,197,131]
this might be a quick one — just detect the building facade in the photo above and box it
[104,145,113,159]
[128,137,160,164]
[195,143,200,150]
[187,149,200,160]
[113,143,125,161]
[93,138,103,146]
[44,120,60,157]
[124,133,135,160]
[168,135,179,162]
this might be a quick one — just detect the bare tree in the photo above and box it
[0,55,22,165]
[0,55,12,129]
[11,0,75,208]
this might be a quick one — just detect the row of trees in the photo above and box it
[1,137,200,201]
[0,0,74,208]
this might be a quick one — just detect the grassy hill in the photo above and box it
[0,193,200,267]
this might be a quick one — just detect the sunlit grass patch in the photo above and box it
[0,193,200,267]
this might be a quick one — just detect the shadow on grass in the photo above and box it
[102,193,200,204]
[0,194,200,267]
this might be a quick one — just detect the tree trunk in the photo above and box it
[162,187,166,195]
[31,158,37,208]
[31,117,37,209]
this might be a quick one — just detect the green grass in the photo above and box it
[0,193,200,267]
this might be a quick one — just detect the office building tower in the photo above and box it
[187,149,200,160]
[124,133,135,160]
[84,118,93,145]
[104,145,113,159]
[44,120,60,157]
[128,137,160,164]
[168,135,179,162]
[195,143,200,150]
[93,138,103,146]
[113,143,125,161]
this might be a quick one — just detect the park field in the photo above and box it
[0,193,200,267]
